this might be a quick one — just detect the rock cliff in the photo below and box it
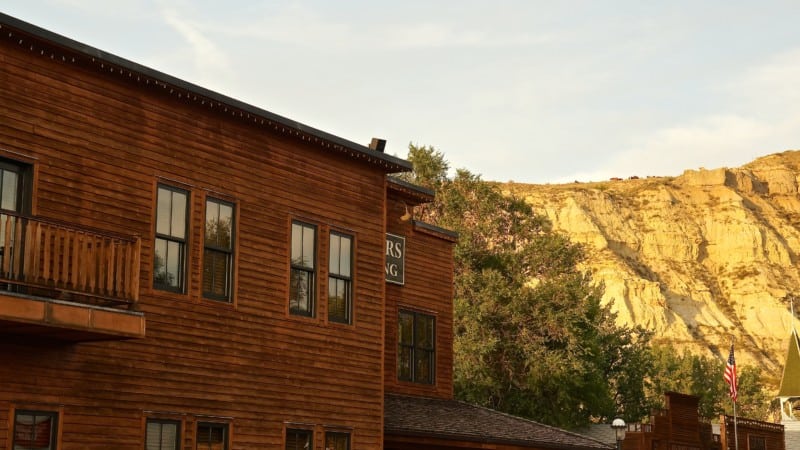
[506,150,800,387]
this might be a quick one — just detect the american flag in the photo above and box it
[723,343,737,402]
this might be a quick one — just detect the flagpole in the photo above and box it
[732,396,738,450]
[730,336,738,450]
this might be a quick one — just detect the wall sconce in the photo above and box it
[399,203,412,222]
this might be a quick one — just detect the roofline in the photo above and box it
[384,429,611,450]
[0,12,412,173]
[387,177,436,205]
[385,394,611,450]
[413,220,459,241]
[388,177,435,198]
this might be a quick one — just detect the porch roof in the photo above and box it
[385,394,611,450]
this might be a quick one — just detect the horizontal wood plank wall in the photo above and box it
[720,417,785,450]
[384,196,455,399]
[0,32,388,449]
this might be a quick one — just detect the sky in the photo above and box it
[3,1,800,184]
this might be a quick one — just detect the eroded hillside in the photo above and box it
[506,150,800,386]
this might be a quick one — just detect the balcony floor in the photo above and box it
[0,291,145,341]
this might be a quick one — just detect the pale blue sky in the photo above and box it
[4,1,800,183]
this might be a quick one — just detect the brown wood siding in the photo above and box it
[384,196,455,399]
[720,416,784,450]
[0,31,390,449]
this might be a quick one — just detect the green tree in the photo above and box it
[648,345,771,421]
[403,144,653,428]
[734,365,771,419]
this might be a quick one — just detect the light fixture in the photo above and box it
[611,418,626,450]
[399,203,412,222]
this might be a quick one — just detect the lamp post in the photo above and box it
[611,418,626,450]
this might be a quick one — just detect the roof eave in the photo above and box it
[0,12,412,174]
[384,429,612,450]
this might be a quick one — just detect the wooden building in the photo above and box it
[0,13,611,450]
[621,393,783,450]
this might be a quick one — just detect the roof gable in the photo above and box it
[778,328,800,397]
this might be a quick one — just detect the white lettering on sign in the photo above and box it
[385,233,405,285]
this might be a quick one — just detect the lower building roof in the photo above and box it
[385,394,612,450]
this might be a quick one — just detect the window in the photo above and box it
[203,198,235,301]
[196,422,227,450]
[748,436,766,450]
[0,159,32,280]
[325,431,350,450]
[328,232,353,324]
[286,429,312,450]
[154,185,188,292]
[0,159,31,215]
[290,221,316,316]
[146,419,180,450]
[398,310,435,384]
[13,410,58,450]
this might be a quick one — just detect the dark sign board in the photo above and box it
[385,233,405,285]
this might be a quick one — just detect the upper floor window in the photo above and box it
[196,422,228,450]
[154,185,188,292]
[203,197,235,301]
[290,221,316,316]
[0,159,31,216]
[286,428,312,450]
[325,431,351,450]
[0,160,32,276]
[328,232,353,324]
[145,418,180,450]
[398,310,435,384]
[13,410,58,450]
[749,436,766,450]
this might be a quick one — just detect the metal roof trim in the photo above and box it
[0,12,412,173]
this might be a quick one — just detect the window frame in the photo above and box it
[328,231,353,324]
[324,431,351,450]
[203,196,235,302]
[398,310,436,384]
[145,418,181,450]
[154,184,189,293]
[195,421,228,450]
[748,435,766,450]
[12,409,59,450]
[285,428,313,450]
[290,220,317,317]
[0,158,32,215]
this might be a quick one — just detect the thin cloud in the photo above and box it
[557,45,800,184]
[560,114,798,184]
[195,4,555,51]
[158,7,234,85]
[725,47,800,107]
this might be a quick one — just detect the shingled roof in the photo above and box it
[385,394,611,450]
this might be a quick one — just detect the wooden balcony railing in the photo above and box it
[0,212,140,307]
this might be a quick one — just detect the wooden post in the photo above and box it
[131,236,141,304]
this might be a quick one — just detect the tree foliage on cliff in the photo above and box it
[400,144,773,427]
[399,144,653,428]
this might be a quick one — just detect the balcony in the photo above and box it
[0,213,144,341]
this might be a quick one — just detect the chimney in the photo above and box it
[369,138,386,153]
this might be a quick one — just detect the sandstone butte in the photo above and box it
[504,150,800,390]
